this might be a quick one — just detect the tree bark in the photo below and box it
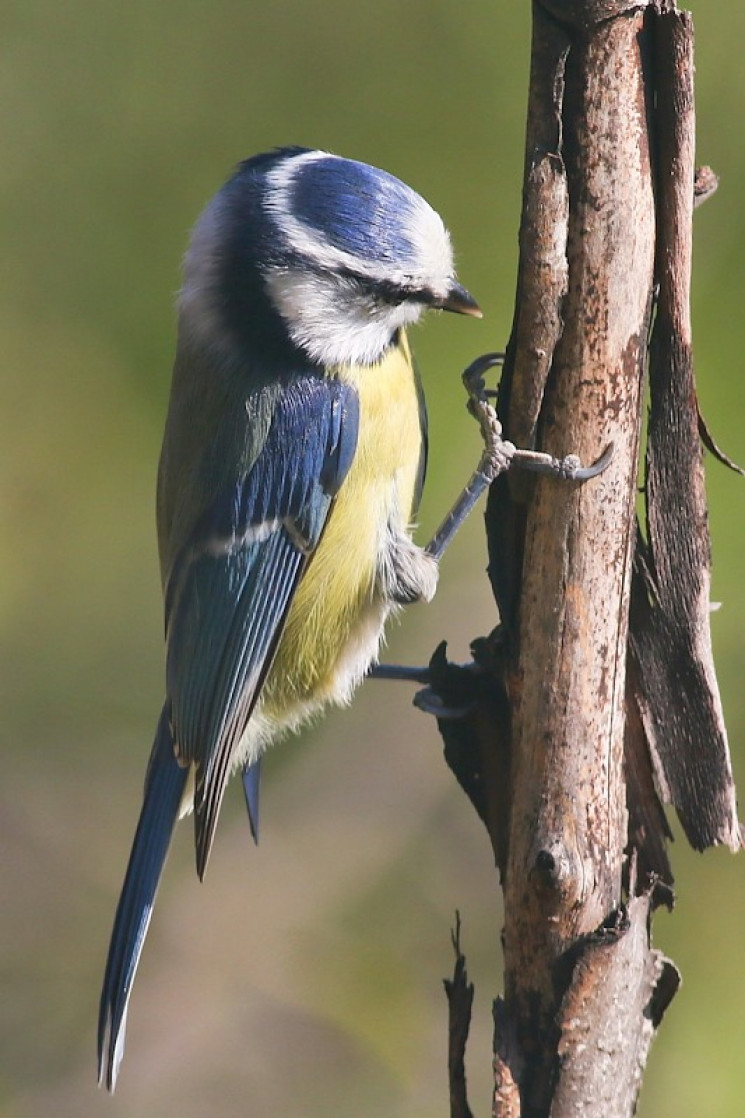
[498,8,656,1110]
[433,1,740,1114]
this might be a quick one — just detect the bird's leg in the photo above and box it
[370,352,613,698]
[424,353,614,563]
[369,664,431,683]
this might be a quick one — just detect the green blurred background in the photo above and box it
[2,2,744,1115]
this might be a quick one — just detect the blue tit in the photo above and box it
[98,147,481,1090]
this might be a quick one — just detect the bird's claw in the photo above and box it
[510,440,615,481]
[461,353,516,485]
[413,686,477,720]
[461,351,506,397]
[461,351,614,486]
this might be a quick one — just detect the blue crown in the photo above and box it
[287,154,421,267]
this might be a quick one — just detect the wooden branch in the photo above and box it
[443,913,475,1118]
[498,10,655,1107]
[549,890,679,1116]
[430,0,741,1112]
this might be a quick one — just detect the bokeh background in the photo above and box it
[2,3,744,1115]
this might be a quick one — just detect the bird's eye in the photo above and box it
[373,277,430,309]
[335,266,426,309]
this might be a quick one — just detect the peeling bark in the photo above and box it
[550,892,680,1116]
[628,8,741,853]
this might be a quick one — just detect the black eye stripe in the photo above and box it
[273,256,433,308]
[333,266,431,307]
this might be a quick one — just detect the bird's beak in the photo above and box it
[436,280,482,318]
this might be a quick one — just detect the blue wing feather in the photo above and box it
[163,374,359,875]
[166,528,304,765]
[98,373,359,1090]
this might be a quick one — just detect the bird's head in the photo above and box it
[179,147,480,369]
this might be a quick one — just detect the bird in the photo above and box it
[97,146,482,1090]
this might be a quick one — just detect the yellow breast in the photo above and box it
[261,331,425,719]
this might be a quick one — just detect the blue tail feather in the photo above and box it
[97,708,188,1091]
[242,758,261,844]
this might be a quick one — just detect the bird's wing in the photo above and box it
[411,351,428,514]
[163,374,359,876]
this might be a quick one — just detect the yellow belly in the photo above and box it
[261,331,424,720]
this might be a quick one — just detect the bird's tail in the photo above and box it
[97,706,188,1092]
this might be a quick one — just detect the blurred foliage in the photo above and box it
[1,2,744,1116]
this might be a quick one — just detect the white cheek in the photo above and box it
[264,267,424,367]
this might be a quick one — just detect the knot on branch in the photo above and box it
[531,839,585,906]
